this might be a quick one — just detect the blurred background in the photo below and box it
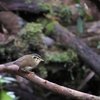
[0,0,100,100]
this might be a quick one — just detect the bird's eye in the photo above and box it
[33,56,39,60]
[33,56,36,59]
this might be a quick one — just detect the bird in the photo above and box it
[4,54,44,72]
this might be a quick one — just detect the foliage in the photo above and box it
[15,22,45,54]
[0,75,17,100]
[45,21,58,35]
[38,3,56,16]
[0,76,16,85]
[19,22,43,36]
[97,41,100,49]
[38,1,93,34]
[73,0,80,3]
[44,49,78,63]
[0,22,45,58]
[77,16,84,33]
[1,91,18,100]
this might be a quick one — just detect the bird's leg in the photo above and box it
[27,71,34,76]
[21,68,29,72]
[20,68,34,76]
[25,70,34,76]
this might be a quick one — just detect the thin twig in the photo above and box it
[78,71,95,90]
[0,1,9,11]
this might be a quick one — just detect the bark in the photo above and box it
[0,0,45,14]
[67,21,100,54]
[0,64,100,100]
[49,23,100,77]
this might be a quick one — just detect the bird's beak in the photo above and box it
[41,59,44,61]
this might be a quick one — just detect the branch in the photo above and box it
[0,0,45,14]
[0,64,100,100]
[49,23,100,76]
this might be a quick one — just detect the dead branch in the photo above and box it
[0,0,45,14]
[77,71,95,90]
[49,23,100,77]
[0,64,100,100]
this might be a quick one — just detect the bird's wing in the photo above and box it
[13,56,25,63]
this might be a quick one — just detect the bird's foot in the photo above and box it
[27,72,34,76]
[20,68,34,76]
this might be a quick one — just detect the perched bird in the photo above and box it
[4,54,44,72]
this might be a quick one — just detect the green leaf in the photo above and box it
[0,76,16,84]
[77,17,83,33]
[73,0,80,3]
[3,77,16,82]
[97,45,100,49]
[79,9,85,16]
[1,90,13,100]
[85,13,93,20]
[0,80,12,84]
[97,42,100,49]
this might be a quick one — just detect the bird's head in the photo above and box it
[31,53,44,65]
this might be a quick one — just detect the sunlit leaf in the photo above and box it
[0,76,16,84]
[3,77,16,82]
[0,80,12,84]
[7,91,17,99]
[1,90,13,100]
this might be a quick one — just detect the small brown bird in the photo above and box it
[4,54,44,72]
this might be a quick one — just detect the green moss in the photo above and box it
[19,22,43,35]
[58,6,72,24]
[17,22,44,49]
[45,21,58,35]
[44,49,78,63]
[38,2,72,24]
[41,19,48,27]
[38,2,52,11]
[0,22,45,58]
